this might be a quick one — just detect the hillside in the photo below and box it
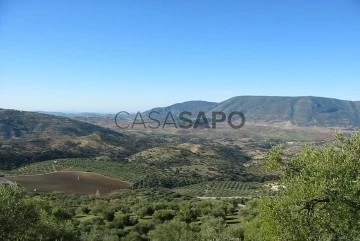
[140,96,360,127]
[145,100,217,114]
[0,108,270,189]
[49,96,360,129]
[142,101,218,122]
[212,96,360,126]
[0,109,159,169]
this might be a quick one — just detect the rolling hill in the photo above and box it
[0,109,160,169]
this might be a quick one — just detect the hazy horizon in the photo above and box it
[1,94,359,114]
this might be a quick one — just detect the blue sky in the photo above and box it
[1,0,360,112]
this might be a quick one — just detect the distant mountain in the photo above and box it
[142,96,360,127]
[142,101,218,124]
[213,96,360,127]
[143,101,217,116]
[38,111,116,119]
[39,111,124,128]
[23,96,360,130]
[0,109,158,169]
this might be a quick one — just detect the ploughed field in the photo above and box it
[7,171,131,195]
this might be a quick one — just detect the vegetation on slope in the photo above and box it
[211,96,360,126]
[0,185,79,240]
[245,132,360,240]
[0,109,162,169]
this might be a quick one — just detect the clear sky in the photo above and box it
[1,0,360,112]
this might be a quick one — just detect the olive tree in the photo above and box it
[246,133,360,241]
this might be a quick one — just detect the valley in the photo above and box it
[0,102,346,198]
[1,97,358,241]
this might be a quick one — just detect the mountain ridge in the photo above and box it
[143,96,360,127]
[3,95,360,129]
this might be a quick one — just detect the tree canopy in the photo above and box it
[0,185,79,241]
[246,133,360,241]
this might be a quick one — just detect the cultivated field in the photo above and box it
[7,158,152,182]
[8,171,131,195]
[174,181,259,197]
